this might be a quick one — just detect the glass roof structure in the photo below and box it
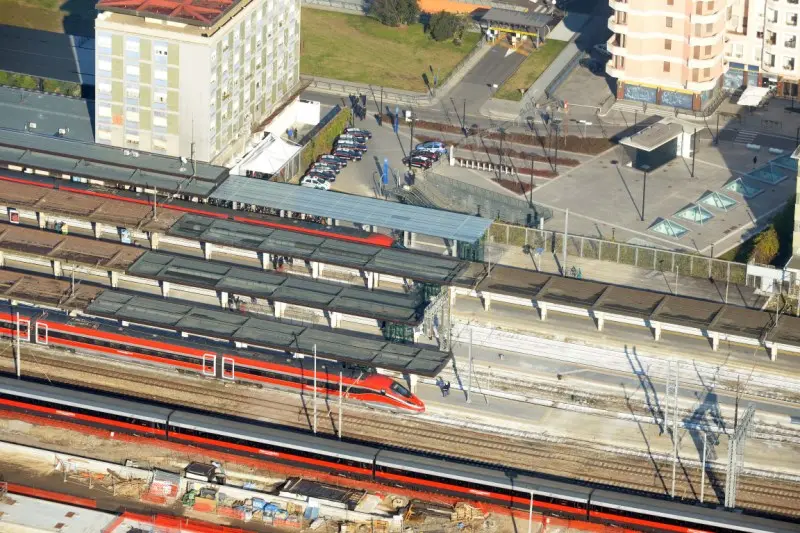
[700,191,737,211]
[770,154,798,172]
[746,163,788,185]
[675,204,714,224]
[85,291,451,376]
[650,219,689,238]
[724,178,763,199]
[210,176,493,243]
[168,215,468,285]
[128,252,426,325]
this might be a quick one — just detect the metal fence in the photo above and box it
[419,172,553,225]
[302,0,367,12]
[487,222,748,284]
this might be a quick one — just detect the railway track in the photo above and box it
[3,343,800,519]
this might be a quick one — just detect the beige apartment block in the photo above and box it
[607,0,729,111]
[94,0,301,164]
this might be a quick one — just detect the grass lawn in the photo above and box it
[300,8,480,93]
[494,39,568,101]
[0,0,96,36]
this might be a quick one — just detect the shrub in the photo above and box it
[369,0,420,26]
[428,11,459,41]
[749,225,780,265]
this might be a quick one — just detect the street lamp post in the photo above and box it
[640,165,650,222]
[553,124,560,174]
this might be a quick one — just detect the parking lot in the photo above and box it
[300,111,451,198]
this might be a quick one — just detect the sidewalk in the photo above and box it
[491,243,763,308]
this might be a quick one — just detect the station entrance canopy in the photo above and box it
[480,7,557,38]
[618,118,694,170]
[85,291,451,376]
[210,176,493,245]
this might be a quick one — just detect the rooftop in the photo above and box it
[85,291,452,375]
[98,0,246,27]
[0,127,228,196]
[618,119,688,152]
[481,6,557,30]
[0,493,118,532]
[169,215,469,285]
[211,176,493,243]
[128,252,427,324]
[0,86,94,142]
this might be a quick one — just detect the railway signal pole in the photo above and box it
[14,311,21,378]
[313,344,318,434]
[667,359,679,498]
[725,403,755,508]
[338,371,343,440]
[466,329,473,404]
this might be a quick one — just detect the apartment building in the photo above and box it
[94,0,301,164]
[607,0,728,111]
[726,0,799,97]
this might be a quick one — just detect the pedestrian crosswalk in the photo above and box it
[733,130,758,144]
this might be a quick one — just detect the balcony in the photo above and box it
[607,14,628,33]
[688,55,721,69]
[689,32,722,46]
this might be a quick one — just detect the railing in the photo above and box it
[487,221,749,285]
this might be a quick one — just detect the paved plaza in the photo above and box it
[529,138,797,254]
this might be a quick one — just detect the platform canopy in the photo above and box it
[737,86,770,107]
[210,176,493,243]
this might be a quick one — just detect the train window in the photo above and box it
[237,366,374,397]
[390,382,411,398]
[47,331,202,366]
[589,503,724,531]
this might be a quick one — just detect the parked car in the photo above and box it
[403,156,433,169]
[339,133,368,143]
[332,148,362,161]
[344,127,372,139]
[318,155,347,168]
[300,176,331,190]
[415,141,447,155]
[336,139,368,152]
[308,169,337,182]
[593,43,612,58]
[311,162,340,174]
[410,149,439,162]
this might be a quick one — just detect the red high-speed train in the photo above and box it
[0,304,423,413]
[0,376,794,533]
[0,174,395,247]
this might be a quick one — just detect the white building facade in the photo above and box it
[94,0,300,164]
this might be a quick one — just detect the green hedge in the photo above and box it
[0,70,80,97]
[295,107,352,181]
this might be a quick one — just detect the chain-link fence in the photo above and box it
[487,221,748,285]
[419,172,553,225]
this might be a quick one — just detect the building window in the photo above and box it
[125,133,140,145]
[97,35,112,49]
[125,109,140,122]
[125,65,140,77]
[154,90,167,104]
[705,23,713,32]
[98,81,112,94]
[125,38,140,53]
[666,17,673,28]
[703,67,711,78]
[153,138,168,151]
[667,0,673,4]
[126,87,139,99]
[704,45,712,56]
[98,104,112,117]
[98,59,112,72]
[154,68,168,81]
[663,61,671,72]
[97,129,112,141]
[788,13,798,26]
[155,45,168,56]
[153,114,168,128]
[784,57,795,70]
[665,39,671,50]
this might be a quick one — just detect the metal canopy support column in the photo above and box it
[725,404,755,508]
[202,242,214,260]
[260,252,272,270]
[149,232,160,250]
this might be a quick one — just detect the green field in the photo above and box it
[494,39,568,101]
[0,0,96,36]
[300,8,480,93]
